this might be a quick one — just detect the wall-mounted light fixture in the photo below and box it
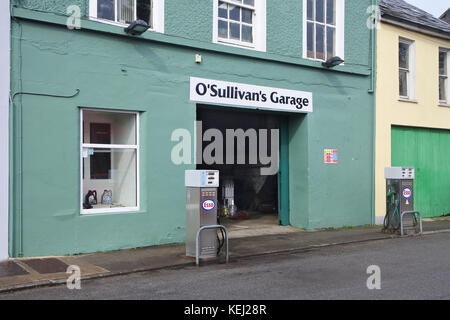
[322,56,344,68]
[124,20,150,36]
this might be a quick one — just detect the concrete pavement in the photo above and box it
[1,217,449,293]
[2,231,450,300]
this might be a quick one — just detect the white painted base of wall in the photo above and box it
[375,216,385,226]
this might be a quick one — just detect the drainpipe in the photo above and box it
[369,0,378,225]
[0,0,11,260]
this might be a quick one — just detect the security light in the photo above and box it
[124,20,150,36]
[322,56,345,68]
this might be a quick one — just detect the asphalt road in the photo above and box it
[1,232,450,300]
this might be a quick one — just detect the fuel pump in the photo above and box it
[384,167,418,234]
[185,170,221,259]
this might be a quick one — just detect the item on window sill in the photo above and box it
[101,190,113,205]
[85,190,97,205]
[83,202,93,209]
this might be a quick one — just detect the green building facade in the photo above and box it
[7,0,377,257]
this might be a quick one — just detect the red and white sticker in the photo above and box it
[402,187,412,199]
[202,199,216,211]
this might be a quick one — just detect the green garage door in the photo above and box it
[392,126,450,218]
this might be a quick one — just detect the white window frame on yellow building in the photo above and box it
[398,37,416,102]
[439,48,450,106]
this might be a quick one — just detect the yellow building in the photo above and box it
[375,0,450,225]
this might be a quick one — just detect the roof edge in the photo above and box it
[381,15,450,40]
[440,9,450,20]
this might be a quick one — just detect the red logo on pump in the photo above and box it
[202,199,216,211]
[402,187,412,199]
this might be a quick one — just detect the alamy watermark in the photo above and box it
[67,5,82,30]
[366,265,381,290]
[366,5,381,30]
[66,265,81,290]
[171,121,279,176]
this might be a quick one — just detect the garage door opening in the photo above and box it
[197,105,292,238]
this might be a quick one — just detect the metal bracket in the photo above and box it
[400,211,423,236]
[196,225,229,266]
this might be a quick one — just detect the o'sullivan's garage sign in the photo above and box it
[190,77,313,113]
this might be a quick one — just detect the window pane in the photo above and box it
[230,22,240,40]
[399,42,409,69]
[242,8,252,24]
[307,0,313,20]
[90,150,111,180]
[118,0,135,24]
[243,0,254,6]
[439,51,447,76]
[307,22,314,58]
[399,70,408,97]
[439,77,447,101]
[90,123,111,144]
[97,0,115,21]
[326,26,335,59]
[315,0,324,23]
[83,110,137,145]
[326,0,335,25]
[137,0,152,27]
[229,5,240,21]
[316,24,324,60]
[242,25,253,43]
[218,20,228,38]
[83,148,137,209]
[218,1,228,19]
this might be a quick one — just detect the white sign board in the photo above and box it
[190,77,313,113]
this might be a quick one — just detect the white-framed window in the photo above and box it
[303,0,345,61]
[213,0,267,52]
[439,48,449,104]
[89,0,164,33]
[398,37,415,100]
[80,109,140,215]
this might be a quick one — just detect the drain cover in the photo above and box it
[22,258,69,274]
[0,261,29,278]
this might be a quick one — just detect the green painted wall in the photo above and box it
[392,126,450,218]
[9,0,375,257]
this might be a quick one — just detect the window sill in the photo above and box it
[89,17,162,34]
[215,39,259,52]
[398,98,418,104]
[438,103,450,108]
[81,207,140,215]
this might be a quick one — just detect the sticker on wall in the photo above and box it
[202,199,216,212]
[402,187,412,199]
[324,149,338,164]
